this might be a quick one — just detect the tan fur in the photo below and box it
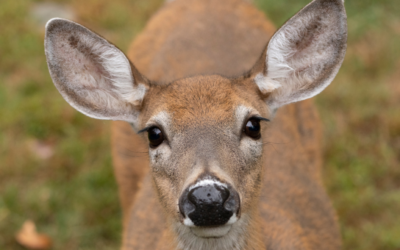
[111,121,149,223]
[110,0,341,249]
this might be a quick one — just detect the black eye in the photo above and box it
[148,127,164,148]
[243,118,261,139]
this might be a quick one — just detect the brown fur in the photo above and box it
[111,0,341,249]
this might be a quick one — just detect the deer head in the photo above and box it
[44,0,347,248]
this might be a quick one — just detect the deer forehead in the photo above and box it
[143,75,263,132]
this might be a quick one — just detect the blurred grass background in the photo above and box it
[0,0,399,249]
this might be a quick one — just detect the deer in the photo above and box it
[44,0,347,249]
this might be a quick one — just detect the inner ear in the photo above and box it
[45,18,149,124]
[252,0,347,110]
[289,15,325,60]
[62,35,115,93]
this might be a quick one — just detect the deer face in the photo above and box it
[138,75,270,238]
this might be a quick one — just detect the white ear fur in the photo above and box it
[255,0,347,110]
[45,18,147,124]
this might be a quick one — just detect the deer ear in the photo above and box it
[45,18,148,126]
[253,0,347,110]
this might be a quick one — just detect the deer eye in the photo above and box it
[243,118,261,139]
[148,127,164,148]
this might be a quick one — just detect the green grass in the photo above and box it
[0,0,399,249]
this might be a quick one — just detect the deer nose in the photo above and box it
[179,183,239,227]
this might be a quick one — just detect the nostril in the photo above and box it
[179,194,196,218]
[219,186,230,204]
[223,196,237,212]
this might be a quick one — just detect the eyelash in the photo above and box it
[138,126,155,134]
[241,116,269,129]
[251,116,270,122]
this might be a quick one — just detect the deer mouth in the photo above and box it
[190,224,233,238]
[183,213,238,238]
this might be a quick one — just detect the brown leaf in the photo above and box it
[28,140,54,160]
[15,220,52,250]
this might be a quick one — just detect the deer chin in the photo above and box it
[175,214,250,250]
[190,224,232,238]
[183,214,238,238]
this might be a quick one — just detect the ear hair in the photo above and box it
[253,0,347,110]
[45,18,149,124]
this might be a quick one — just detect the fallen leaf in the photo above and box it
[15,220,52,250]
[28,140,54,160]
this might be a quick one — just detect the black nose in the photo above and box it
[179,184,239,227]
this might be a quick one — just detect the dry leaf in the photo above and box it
[15,220,52,250]
[28,140,54,160]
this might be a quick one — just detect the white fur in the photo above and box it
[190,224,232,238]
[227,213,238,225]
[254,73,282,94]
[183,217,195,227]
[183,213,237,228]
[258,28,294,97]
[188,179,227,191]
[92,42,137,102]
[174,214,250,250]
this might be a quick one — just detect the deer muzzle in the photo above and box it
[179,177,240,232]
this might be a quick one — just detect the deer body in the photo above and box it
[44,0,347,249]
